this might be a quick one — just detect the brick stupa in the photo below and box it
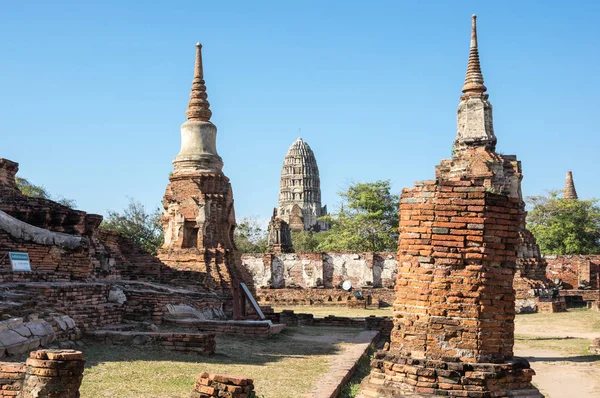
[563,171,578,199]
[359,16,543,397]
[158,43,243,317]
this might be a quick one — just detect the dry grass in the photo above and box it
[80,326,363,398]
[515,308,600,338]
[272,305,393,318]
[515,335,593,356]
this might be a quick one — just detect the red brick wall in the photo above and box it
[546,255,600,289]
[394,180,521,363]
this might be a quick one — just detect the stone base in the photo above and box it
[358,351,543,398]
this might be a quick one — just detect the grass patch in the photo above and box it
[515,308,600,336]
[79,326,363,398]
[272,306,393,318]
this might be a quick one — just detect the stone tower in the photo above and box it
[158,43,243,317]
[564,171,578,199]
[277,137,328,231]
[267,208,293,253]
[359,16,542,397]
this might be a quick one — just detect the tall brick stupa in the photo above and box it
[359,16,543,397]
[563,171,578,199]
[158,43,243,317]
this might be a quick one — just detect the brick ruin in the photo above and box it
[157,42,246,317]
[563,171,578,200]
[243,251,398,307]
[0,16,593,398]
[0,349,84,398]
[0,43,281,364]
[359,15,542,397]
[1,348,253,398]
[190,373,255,398]
[266,208,293,254]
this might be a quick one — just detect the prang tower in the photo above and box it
[277,138,328,232]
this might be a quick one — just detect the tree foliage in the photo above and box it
[101,199,164,255]
[291,230,325,252]
[235,217,268,253]
[527,191,600,255]
[317,180,399,252]
[16,177,76,208]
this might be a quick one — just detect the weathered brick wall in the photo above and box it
[163,319,277,338]
[6,283,123,330]
[85,331,216,355]
[243,252,396,289]
[545,255,600,290]
[0,350,84,398]
[265,310,393,334]
[123,288,223,324]
[256,287,396,308]
[0,362,25,397]
[0,230,93,283]
[21,350,84,398]
[393,180,521,362]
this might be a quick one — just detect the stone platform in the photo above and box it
[162,318,285,338]
[358,351,542,398]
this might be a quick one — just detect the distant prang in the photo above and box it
[276,137,329,232]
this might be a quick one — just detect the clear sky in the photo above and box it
[1,1,599,223]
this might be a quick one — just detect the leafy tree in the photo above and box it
[16,177,76,208]
[317,180,399,252]
[235,217,268,253]
[102,199,164,255]
[291,230,326,252]
[527,191,600,255]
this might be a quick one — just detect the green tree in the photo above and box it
[101,199,164,255]
[317,180,399,252]
[527,191,600,255]
[291,230,325,252]
[235,217,268,253]
[16,177,76,208]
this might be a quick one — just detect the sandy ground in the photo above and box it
[515,347,600,398]
[514,313,600,398]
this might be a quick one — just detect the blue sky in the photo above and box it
[1,1,599,223]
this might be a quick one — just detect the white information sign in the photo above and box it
[9,252,31,272]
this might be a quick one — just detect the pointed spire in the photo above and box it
[462,15,487,95]
[564,171,579,200]
[185,42,212,121]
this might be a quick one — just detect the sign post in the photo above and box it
[9,252,31,272]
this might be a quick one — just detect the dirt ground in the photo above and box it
[514,308,600,398]
[281,306,600,398]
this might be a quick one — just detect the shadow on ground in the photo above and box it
[81,326,356,369]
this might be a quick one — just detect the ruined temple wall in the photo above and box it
[2,284,123,330]
[256,287,396,307]
[545,255,600,290]
[0,229,93,283]
[241,252,396,289]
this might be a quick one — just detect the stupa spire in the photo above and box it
[462,15,487,95]
[454,14,496,152]
[564,171,578,199]
[185,42,212,121]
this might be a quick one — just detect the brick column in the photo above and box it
[21,350,84,398]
